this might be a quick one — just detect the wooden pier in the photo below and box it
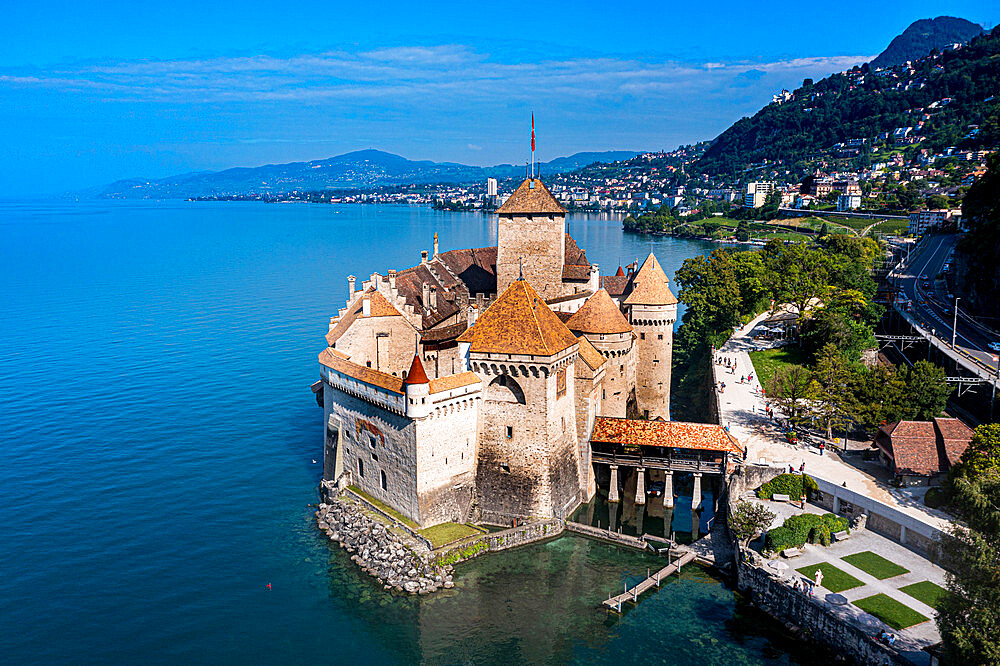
[603,550,697,612]
[565,521,648,550]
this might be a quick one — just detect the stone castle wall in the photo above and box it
[497,213,565,300]
[585,331,635,418]
[324,385,420,521]
[414,390,480,525]
[332,314,419,379]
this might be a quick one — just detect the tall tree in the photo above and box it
[808,344,856,439]
[767,364,813,425]
[852,364,907,434]
[728,501,777,547]
[763,241,831,322]
[951,424,1000,479]
[902,361,952,420]
[938,468,1000,665]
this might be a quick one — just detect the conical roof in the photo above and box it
[615,266,625,277]
[565,289,633,334]
[623,253,678,306]
[403,354,429,385]
[496,178,566,215]
[457,279,578,356]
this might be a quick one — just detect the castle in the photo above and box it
[314,177,680,526]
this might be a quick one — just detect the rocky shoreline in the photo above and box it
[316,498,454,595]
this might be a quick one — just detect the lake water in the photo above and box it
[1,200,813,663]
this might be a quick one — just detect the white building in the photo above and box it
[744,181,775,208]
[837,194,861,211]
[486,178,498,197]
[908,209,959,235]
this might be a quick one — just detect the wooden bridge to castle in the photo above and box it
[603,550,697,612]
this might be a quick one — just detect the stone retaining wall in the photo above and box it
[737,555,908,666]
[435,519,565,565]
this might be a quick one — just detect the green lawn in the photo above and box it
[347,485,419,529]
[854,593,930,630]
[899,581,949,610]
[842,551,910,579]
[749,346,810,386]
[873,219,910,236]
[419,522,485,548]
[796,562,865,593]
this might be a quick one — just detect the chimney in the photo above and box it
[422,282,430,310]
[348,275,356,300]
[476,293,484,310]
[433,232,439,258]
[362,296,371,317]
[421,250,428,264]
[388,269,396,291]
[429,286,438,309]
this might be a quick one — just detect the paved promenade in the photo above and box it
[713,315,952,533]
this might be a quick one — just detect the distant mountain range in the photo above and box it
[95,149,638,199]
[871,16,983,68]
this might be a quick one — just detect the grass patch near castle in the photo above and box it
[419,522,485,548]
[748,346,810,386]
[853,593,929,630]
[795,562,864,593]
[899,581,949,610]
[347,485,419,530]
[841,551,910,579]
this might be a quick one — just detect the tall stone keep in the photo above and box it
[496,178,567,301]
[624,254,678,420]
[457,278,584,519]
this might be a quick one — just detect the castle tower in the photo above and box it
[623,254,677,420]
[457,278,584,519]
[496,178,568,301]
[403,354,431,419]
[565,289,637,418]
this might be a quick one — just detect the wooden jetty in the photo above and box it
[603,550,697,612]
[565,521,648,550]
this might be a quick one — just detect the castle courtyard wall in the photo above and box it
[414,390,481,525]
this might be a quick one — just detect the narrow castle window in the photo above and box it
[505,426,513,439]
[500,463,511,474]
[358,458,365,477]
[658,334,663,340]
[368,434,377,449]
[380,470,387,490]
[640,332,645,340]
[561,417,566,431]
[371,452,378,461]
[366,361,372,367]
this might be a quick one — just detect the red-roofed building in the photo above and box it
[874,418,974,484]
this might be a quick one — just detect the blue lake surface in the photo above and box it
[1,200,814,664]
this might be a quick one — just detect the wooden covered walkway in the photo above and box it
[603,550,697,611]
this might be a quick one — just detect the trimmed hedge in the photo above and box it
[757,473,819,500]
[765,512,849,552]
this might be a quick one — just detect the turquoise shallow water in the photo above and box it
[0,200,811,663]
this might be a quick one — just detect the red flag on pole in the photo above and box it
[531,114,535,152]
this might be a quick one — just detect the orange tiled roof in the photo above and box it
[429,371,482,394]
[318,348,405,394]
[403,355,429,385]
[623,254,677,306]
[457,279,579,356]
[565,289,633,334]
[576,335,606,370]
[591,417,743,454]
[496,178,567,215]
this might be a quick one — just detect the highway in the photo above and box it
[892,233,1000,375]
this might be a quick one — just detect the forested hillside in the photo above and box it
[693,27,1000,180]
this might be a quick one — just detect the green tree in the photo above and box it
[763,240,831,322]
[901,360,952,420]
[808,344,856,440]
[852,364,907,434]
[728,500,777,547]
[926,194,950,210]
[767,364,813,425]
[819,221,830,237]
[938,468,1000,665]
[951,424,1000,479]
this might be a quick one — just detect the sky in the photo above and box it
[1,1,996,196]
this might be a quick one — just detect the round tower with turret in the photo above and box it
[623,254,677,420]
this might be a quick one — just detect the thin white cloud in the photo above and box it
[0,46,872,106]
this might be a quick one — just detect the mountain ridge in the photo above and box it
[871,16,983,68]
[96,148,638,199]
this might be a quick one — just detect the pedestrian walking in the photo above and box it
[819,442,825,456]
[799,462,805,474]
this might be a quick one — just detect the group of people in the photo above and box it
[874,630,897,647]
[791,577,815,598]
